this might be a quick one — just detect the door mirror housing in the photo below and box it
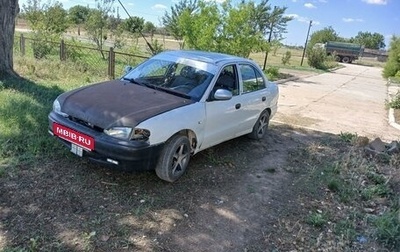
[213,89,233,101]
[123,65,133,75]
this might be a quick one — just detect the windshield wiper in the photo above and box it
[156,86,192,99]
[123,78,158,90]
[123,77,190,99]
[122,77,141,85]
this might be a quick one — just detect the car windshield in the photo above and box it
[122,59,215,101]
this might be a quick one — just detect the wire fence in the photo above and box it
[13,34,149,79]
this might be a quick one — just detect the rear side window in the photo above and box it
[240,64,265,93]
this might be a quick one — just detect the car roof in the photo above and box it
[157,50,252,65]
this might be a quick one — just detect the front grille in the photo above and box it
[68,116,103,132]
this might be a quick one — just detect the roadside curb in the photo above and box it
[275,76,299,84]
[388,108,400,130]
[275,73,318,84]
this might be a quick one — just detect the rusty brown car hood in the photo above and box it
[58,80,194,129]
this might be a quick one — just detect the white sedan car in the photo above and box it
[48,50,279,182]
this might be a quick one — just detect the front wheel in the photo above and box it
[156,135,191,182]
[248,110,270,140]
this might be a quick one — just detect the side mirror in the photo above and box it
[123,65,133,75]
[213,89,232,101]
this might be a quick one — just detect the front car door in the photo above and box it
[200,64,249,150]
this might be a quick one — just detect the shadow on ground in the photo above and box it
[0,75,64,163]
[0,123,345,251]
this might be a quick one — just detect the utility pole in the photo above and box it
[300,20,312,66]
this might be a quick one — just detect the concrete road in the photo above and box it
[273,64,400,141]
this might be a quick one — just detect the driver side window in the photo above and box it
[214,65,239,96]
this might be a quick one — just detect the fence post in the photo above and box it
[108,47,115,79]
[20,34,25,56]
[60,39,66,61]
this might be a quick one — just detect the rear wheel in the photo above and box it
[248,110,270,140]
[342,56,350,63]
[156,135,191,182]
[334,55,341,62]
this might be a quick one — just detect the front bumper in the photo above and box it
[48,112,164,171]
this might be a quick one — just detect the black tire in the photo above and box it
[156,135,191,182]
[248,110,270,140]
[342,56,350,63]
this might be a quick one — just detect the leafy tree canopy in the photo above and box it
[123,16,145,34]
[169,0,292,57]
[23,0,68,36]
[162,0,198,48]
[68,5,90,25]
[143,21,156,35]
[350,31,386,49]
[308,26,341,48]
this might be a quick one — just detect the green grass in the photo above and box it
[0,77,64,165]
[2,31,398,251]
[339,131,358,143]
[286,135,400,250]
[306,212,328,228]
[374,210,400,248]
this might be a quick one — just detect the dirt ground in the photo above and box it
[1,65,399,251]
[0,124,358,252]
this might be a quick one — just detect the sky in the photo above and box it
[19,0,400,48]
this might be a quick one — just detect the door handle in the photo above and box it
[235,103,241,109]
[262,96,266,101]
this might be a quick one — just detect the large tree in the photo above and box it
[308,26,341,48]
[178,1,220,52]
[143,21,156,38]
[0,0,19,77]
[23,0,68,36]
[162,0,198,49]
[351,31,386,49]
[84,0,114,59]
[253,2,293,69]
[68,5,90,35]
[166,0,291,58]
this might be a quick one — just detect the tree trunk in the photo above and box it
[0,0,19,78]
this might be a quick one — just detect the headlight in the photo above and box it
[53,99,61,113]
[53,99,68,117]
[104,127,132,140]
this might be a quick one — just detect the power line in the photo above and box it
[117,0,155,55]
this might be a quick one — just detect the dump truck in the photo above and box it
[325,41,364,63]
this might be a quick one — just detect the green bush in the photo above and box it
[265,66,279,80]
[307,47,327,69]
[281,51,291,65]
[31,32,57,59]
[387,91,400,109]
[383,36,400,78]
[65,38,84,62]
[32,39,53,59]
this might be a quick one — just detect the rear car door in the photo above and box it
[236,63,270,134]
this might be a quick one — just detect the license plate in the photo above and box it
[71,143,83,157]
[53,123,95,151]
